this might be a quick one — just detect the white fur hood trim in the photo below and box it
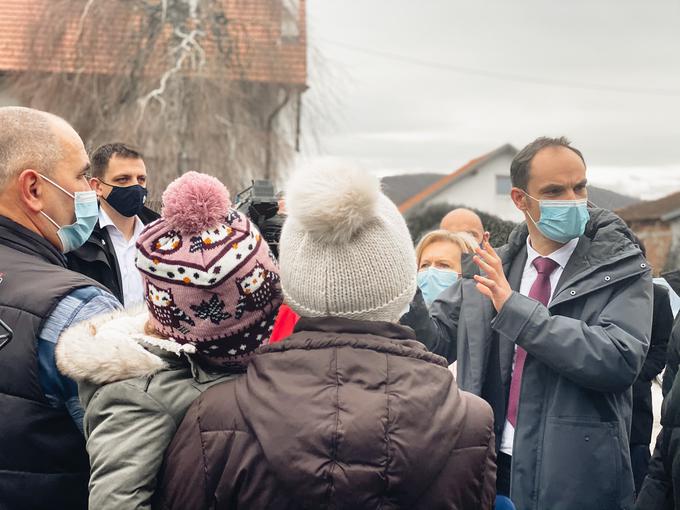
[56,307,196,385]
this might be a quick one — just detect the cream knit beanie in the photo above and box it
[279,163,417,322]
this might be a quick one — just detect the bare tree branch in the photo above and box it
[136,27,206,126]
[75,0,98,44]
[7,0,312,197]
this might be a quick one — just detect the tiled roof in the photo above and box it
[617,190,680,222]
[587,186,640,211]
[381,173,446,206]
[0,0,306,86]
[391,144,640,215]
[398,144,518,213]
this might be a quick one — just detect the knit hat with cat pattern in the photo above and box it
[135,171,282,370]
[279,163,417,322]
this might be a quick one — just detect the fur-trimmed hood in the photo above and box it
[56,307,198,385]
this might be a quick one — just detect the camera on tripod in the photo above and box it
[234,180,285,259]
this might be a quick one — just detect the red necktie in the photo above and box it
[506,256,560,427]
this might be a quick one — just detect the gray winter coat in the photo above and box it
[55,308,236,510]
[402,208,653,510]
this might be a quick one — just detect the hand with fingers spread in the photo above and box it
[472,239,512,312]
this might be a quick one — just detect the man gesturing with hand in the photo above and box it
[401,137,652,510]
[472,241,513,310]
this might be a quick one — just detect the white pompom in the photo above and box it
[285,163,381,244]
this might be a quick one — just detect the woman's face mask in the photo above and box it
[524,193,589,244]
[417,267,459,307]
[39,174,98,253]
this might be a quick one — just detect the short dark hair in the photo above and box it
[90,143,143,179]
[510,137,585,191]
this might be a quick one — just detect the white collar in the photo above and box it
[526,236,579,269]
[99,206,144,237]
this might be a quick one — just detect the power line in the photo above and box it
[320,38,680,97]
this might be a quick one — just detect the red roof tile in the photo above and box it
[398,144,517,213]
[0,0,306,86]
[617,190,680,222]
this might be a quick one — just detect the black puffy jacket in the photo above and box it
[636,272,680,510]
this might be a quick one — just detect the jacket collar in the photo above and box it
[0,215,66,267]
[498,207,647,305]
[77,205,159,253]
[138,205,161,224]
[55,307,221,385]
[525,236,579,271]
[293,315,417,341]
[263,316,448,368]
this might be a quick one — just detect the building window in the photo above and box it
[496,175,512,195]
[281,0,300,42]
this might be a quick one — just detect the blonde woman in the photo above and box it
[415,229,478,306]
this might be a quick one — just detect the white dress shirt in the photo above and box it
[99,208,145,308]
[499,236,579,456]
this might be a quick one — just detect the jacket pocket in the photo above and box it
[537,418,621,510]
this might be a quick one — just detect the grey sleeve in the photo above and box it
[492,272,653,393]
[85,384,177,510]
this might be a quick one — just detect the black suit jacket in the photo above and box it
[66,206,159,305]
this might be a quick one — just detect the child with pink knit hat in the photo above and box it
[136,171,281,368]
[56,171,282,510]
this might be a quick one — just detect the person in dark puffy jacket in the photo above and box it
[630,280,673,492]
[636,272,680,509]
[155,164,497,510]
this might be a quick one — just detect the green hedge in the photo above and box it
[406,203,518,247]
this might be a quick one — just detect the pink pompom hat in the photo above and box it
[135,171,282,369]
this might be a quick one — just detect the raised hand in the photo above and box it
[472,240,512,312]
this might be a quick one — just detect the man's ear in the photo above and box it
[510,187,528,212]
[90,177,105,198]
[17,169,44,213]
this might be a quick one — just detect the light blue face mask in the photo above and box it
[417,267,459,307]
[525,194,589,244]
[39,175,99,253]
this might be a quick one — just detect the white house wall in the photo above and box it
[425,153,525,222]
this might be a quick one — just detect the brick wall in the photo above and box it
[0,0,307,86]
[629,220,672,275]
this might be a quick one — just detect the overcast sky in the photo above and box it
[301,0,680,199]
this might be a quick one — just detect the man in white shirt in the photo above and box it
[402,136,653,509]
[498,235,578,456]
[67,143,159,307]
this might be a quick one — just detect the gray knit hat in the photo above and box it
[279,163,417,322]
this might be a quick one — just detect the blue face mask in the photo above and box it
[39,175,99,253]
[417,267,459,307]
[525,194,589,244]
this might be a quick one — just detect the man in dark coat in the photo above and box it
[0,107,120,510]
[67,143,159,306]
[156,163,497,509]
[402,136,653,510]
